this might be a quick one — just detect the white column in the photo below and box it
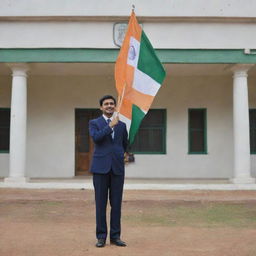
[231,64,255,184]
[5,64,29,183]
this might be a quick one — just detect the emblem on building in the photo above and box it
[113,22,143,47]
[113,23,128,47]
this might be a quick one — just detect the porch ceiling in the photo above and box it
[0,63,256,77]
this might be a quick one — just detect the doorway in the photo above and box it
[75,109,101,176]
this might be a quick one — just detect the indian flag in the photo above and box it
[115,10,166,144]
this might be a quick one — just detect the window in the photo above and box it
[129,109,166,154]
[188,109,207,154]
[0,108,10,152]
[249,109,256,154]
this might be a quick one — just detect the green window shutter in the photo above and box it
[0,108,10,153]
[129,109,166,154]
[249,109,256,154]
[188,109,207,154]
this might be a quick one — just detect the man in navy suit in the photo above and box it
[89,95,128,248]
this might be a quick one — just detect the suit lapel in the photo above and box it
[98,116,113,141]
[98,116,107,127]
[97,116,122,142]
[113,122,122,142]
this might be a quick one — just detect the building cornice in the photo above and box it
[0,16,256,23]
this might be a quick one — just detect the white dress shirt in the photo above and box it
[102,114,114,139]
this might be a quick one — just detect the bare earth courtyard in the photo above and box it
[1,189,256,256]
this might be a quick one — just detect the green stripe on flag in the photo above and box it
[129,104,146,145]
[137,30,166,85]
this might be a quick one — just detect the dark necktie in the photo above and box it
[107,119,114,139]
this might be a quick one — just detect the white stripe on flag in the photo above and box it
[133,68,161,96]
[127,37,140,68]
[119,113,131,136]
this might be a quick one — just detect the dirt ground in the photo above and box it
[1,189,256,256]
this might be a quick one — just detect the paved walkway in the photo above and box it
[1,177,256,190]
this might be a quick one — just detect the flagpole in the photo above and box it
[117,82,127,114]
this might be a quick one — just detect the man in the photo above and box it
[89,95,128,248]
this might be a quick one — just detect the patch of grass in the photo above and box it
[123,202,256,228]
[124,213,175,227]
[32,201,65,220]
[37,201,63,207]
[247,248,256,256]
[174,203,256,228]
[0,201,66,222]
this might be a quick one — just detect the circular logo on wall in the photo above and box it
[128,45,136,61]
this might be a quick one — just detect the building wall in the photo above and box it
[127,75,234,178]
[1,0,255,17]
[1,21,256,49]
[1,1,256,49]
[26,75,115,178]
[1,1,256,179]
[1,73,256,178]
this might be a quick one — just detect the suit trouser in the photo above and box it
[93,170,124,240]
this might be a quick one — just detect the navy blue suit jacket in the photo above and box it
[89,116,128,175]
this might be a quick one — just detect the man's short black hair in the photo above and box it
[99,95,116,106]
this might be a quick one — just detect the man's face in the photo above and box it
[100,98,116,117]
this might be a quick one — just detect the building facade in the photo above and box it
[1,0,256,183]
